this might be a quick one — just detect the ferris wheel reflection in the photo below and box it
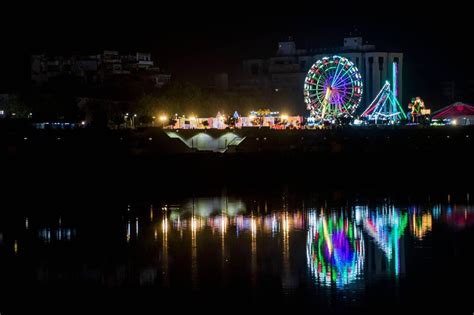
[306,210,365,288]
[306,206,410,288]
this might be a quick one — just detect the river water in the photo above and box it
[0,191,472,313]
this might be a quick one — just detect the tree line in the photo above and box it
[1,80,273,128]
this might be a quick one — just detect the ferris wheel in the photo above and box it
[304,55,363,122]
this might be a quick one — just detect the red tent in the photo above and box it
[432,102,474,119]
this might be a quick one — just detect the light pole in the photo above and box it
[124,113,129,128]
[132,114,137,129]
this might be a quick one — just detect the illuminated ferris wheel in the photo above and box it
[304,55,363,122]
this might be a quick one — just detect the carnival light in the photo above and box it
[304,55,363,123]
[360,81,406,123]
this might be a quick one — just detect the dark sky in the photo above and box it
[1,5,472,104]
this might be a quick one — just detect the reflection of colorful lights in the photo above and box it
[444,206,474,229]
[126,221,131,242]
[191,216,197,233]
[251,217,257,237]
[162,216,168,234]
[359,207,408,275]
[411,212,432,240]
[38,227,75,243]
[306,212,364,287]
[432,205,441,220]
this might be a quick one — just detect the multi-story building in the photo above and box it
[240,37,404,110]
[31,51,171,88]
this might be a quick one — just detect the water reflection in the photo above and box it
[306,210,365,288]
[410,209,432,240]
[443,205,474,229]
[359,206,408,277]
[0,195,472,297]
[38,227,75,242]
[162,206,169,287]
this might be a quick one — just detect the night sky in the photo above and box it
[1,6,472,106]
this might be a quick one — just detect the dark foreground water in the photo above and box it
[0,191,473,314]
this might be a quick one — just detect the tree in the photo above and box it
[135,94,157,116]
[2,95,32,118]
[77,98,128,128]
[138,115,154,126]
[131,81,276,120]
[28,93,80,122]
[110,114,126,128]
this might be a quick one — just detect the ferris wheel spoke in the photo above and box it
[331,61,345,86]
[334,79,355,90]
[332,67,348,87]
[333,79,350,91]
[329,67,340,86]
[333,70,353,88]
[318,71,331,86]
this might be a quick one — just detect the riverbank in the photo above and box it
[2,126,473,199]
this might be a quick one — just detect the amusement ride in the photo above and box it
[304,55,430,126]
[304,55,363,124]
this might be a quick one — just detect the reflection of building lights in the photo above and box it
[191,216,197,233]
[163,215,169,287]
[251,217,257,237]
[126,221,131,242]
[282,213,290,235]
[271,214,277,236]
[251,216,258,287]
[162,216,168,234]
[135,218,139,239]
[191,215,198,288]
[221,215,227,235]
